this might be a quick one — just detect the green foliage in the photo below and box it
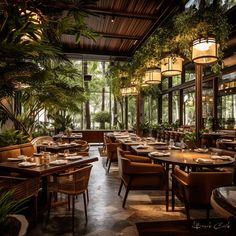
[0,189,27,229]
[0,129,29,147]
[183,132,198,143]
[47,113,73,133]
[94,111,110,124]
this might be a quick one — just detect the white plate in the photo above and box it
[150,151,170,156]
[195,158,214,164]
[18,162,37,167]
[49,160,68,165]
[136,145,149,149]
[194,148,209,153]
[211,155,233,161]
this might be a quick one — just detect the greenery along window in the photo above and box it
[183,87,195,126]
[162,94,169,123]
[172,75,181,87]
[218,94,236,129]
[143,96,158,127]
[172,91,180,123]
[161,77,169,90]
[184,63,195,82]
[202,81,214,129]
[128,96,137,130]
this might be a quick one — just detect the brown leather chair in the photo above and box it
[105,141,121,174]
[117,147,167,208]
[47,164,93,232]
[172,167,234,222]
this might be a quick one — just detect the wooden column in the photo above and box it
[195,64,203,138]
[136,94,144,135]
[125,96,128,130]
[213,77,218,130]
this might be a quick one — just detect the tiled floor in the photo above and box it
[26,146,220,235]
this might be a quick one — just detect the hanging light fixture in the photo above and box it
[192,37,218,64]
[120,86,138,96]
[145,69,161,84]
[141,74,149,87]
[161,56,184,77]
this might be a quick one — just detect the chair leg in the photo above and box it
[122,187,129,208]
[106,160,111,174]
[118,180,123,196]
[68,195,71,210]
[106,158,109,166]
[83,192,88,223]
[47,192,52,220]
[86,189,89,204]
[34,195,38,223]
[166,189,169,212]
[72,196,75,232]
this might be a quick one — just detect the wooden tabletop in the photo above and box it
[148,150,235,168]
[37,143,81,152]
[0,156,98,177]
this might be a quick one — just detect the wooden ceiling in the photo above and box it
[61,0,186,60]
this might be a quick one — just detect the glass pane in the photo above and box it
[202,81,214,129]
[162,94,169,123]
[172,75,181,87]
[218,94,236,129]
[172,91,180,122]
[162,78,169,90]
[128,96,137,130]
[185,64,195,82]
[183,87,195,125]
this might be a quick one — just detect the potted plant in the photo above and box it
[0,189,28,236]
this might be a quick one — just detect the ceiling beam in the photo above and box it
[95,32,140,40]
[88,7,158,20]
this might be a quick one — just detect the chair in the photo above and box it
[105,141,121,174]
[172,167,233,222]
[47,164,93,231]
[117,147,167,208]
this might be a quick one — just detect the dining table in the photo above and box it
[211,186,236,218]
[37,142,82,153]
[147,149,235,211]
[0,154,98,205]
[53,133,83,143]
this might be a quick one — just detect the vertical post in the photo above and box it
[213,77,218,130]
[125,96,128,130]
[195,64,203,139]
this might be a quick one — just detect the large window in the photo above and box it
[202,81,214,129]
[183,87,195,126]
[162,94,169,123]
[218,94,236,129]
[162,78,169,90]
[172,91,180,122]
[143,96,158,125]
[172,75,181,87]
[185,64,195,82]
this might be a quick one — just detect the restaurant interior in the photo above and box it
[1,0,236,235]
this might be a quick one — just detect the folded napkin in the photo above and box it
[150,151,170,157]
[196,158,214,164]
[194,148,209,153]
[18,161,37,167]
[220,139,233,142]
[136,145,149,149]
[65,156,83,160]
[171,146,181,150]
[211,155,233,161]
[49,160,68,165]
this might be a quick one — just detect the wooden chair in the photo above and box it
[172,167,233,222]
[105,142,121,174]
[47,164,93,231]
[117,147,167,208]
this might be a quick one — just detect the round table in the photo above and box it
[148,150,235,211]
[211,186,236,218]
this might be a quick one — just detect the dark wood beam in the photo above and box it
[87,7,158,20]
[95,32,140,40]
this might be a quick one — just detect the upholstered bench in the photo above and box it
[0,143,35,163]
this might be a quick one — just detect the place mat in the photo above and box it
[49,160,68,165]
[18,161,37,167]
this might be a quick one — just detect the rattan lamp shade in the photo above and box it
[161,56,184,77]
[145,69,161,84]
[192,37,218,65]
[120,86,138,96]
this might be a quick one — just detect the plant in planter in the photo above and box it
[0,189,28,236]
[183,132,198,149]
[93,111,110,129]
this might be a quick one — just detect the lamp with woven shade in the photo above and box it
[192,37,218,65]
[161,56,184,77]
[120,86,138,96]
[145,69,161,84]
